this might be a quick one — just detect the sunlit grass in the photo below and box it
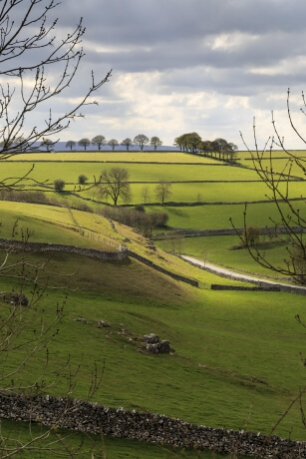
[0,161,259,185]
[7,151,221,164]
[2,150,306,455]
[1,253,306,440]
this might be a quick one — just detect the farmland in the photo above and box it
[1,149,306,458]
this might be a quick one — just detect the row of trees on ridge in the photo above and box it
[65,135,163,151]
[174,133,238,162]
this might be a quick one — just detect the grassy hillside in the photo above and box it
[1,150,306,457]
[0,419,241,458]
[2,250,306,440]
[0,203,305,436]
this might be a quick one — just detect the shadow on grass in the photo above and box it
[166,207,189,217]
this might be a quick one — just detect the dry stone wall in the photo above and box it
[211,284,281,292]
[0,239,127,261]
[127,250,198,287]
[0,239,198,287]
[0,392,305,458]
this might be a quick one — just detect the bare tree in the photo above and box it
[235,89,306,285]
[108,139,118,151]
[241,226,261,247]
[150,136,162,151]
[41,138,56,152]
[92,135,106,151]
[134,134,149,151]
[141,185,150,204]
[66,140,76,151]
[99,167,131,205]
[0,226,105,457]
[0,1,111,160]
[0,1,110,456]
[155,181,172,205]
[121,138,133,151]
[78,138,90,151]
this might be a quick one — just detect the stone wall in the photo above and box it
[0,239,127,261]
[0,392,305,458]
[211,284,281,292]
[0,239,198,287]
[155,225,305,240]
[127,250,198,287]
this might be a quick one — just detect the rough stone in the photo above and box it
[146,340,171,354]
[0,392,304,458]
[75,317,87,324]
[158,340,171,353]
[0,292,28,306]
[98,320,110,328]
[144,333,160,344]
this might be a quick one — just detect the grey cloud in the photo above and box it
[14,1,306,98]
[10,0,306,148]
[63,0,306,44]
[84,31,305,73]
[127,64,300,100]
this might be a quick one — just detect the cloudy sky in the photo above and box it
[10,0,306,149]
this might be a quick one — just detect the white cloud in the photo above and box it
[8,0,306,150]
[210,32,260,52]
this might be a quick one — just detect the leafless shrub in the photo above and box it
[100,207,168,237]
[231,89,306,285]
[0,190,62,206]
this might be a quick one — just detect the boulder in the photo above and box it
[75,317,87,324]
[0,292,28,306]
[144,333,159,344]
[98,320,110,328]
[146,340,171,354]
[158,340,171,353]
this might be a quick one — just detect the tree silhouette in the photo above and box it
[0,1,111,159]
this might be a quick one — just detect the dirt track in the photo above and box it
[181,255,306,295]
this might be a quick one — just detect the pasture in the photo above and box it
[7,151,219,164]
[149,200,305,232]
[1,246,306,440]
[158,234,291,280]
[0,160,259,184]
[0,419,235,458]
[1,149,306,457]
[239,150,306,178]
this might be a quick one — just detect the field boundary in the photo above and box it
[155,225,305,239]
[0,239,127,260]
[181,255,306,295]
[0,239,198,287]
[127,250,198,287]
[0,392,304,459]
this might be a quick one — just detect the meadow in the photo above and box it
[239,150,306,178]
[0,160,259,185]
[1,149,306,458]
[7,151,219,164]
[151,202,285,230]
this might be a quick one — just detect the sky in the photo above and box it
[8,0,306,149]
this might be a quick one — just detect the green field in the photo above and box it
[1,150,306,458]
[2,246,306,437]
[0,161,259,184]
[0,418,238,458]
[157,234,291,280]
[239,150,306,178]
[8,151,219,164]
[149,201,305,232]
